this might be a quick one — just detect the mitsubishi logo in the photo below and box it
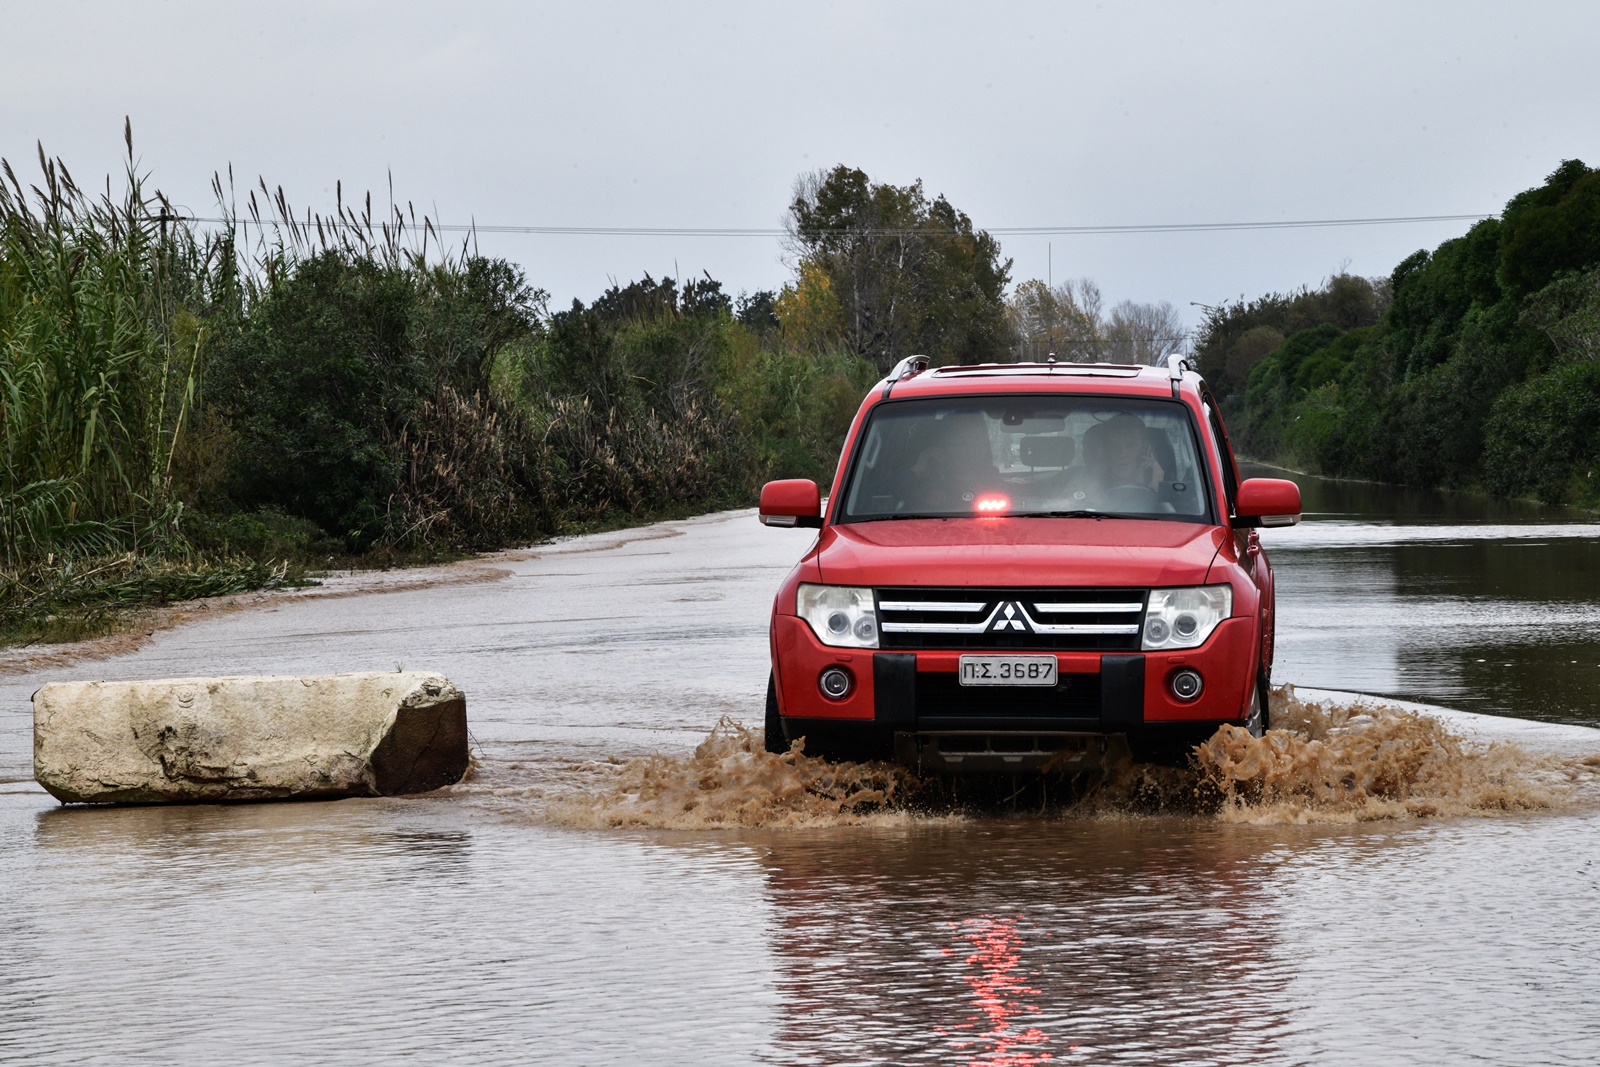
[989,602,1030,632]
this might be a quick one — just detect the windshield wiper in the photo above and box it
[1011,509,1110,519]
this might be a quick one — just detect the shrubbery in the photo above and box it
[1483,362,1600,506]
[0,139,895,643]
[1204,159,1600,509]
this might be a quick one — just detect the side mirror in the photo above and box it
[1235,478,1302,527]
[759,479,823,528]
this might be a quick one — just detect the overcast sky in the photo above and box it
[6,1,1599,330]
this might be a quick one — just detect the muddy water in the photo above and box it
[3,480,1600,1065]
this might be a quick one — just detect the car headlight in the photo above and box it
[1142,585,1232,650]
[797,583,879,648]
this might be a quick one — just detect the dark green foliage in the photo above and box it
[1520,264,1600,363]
[497,271,873,524]
[182,510,337,561]
[1234,159,1600,508]
[736,290,780,338]
[1192,274,1387,400]
[210,252,548,550]
[1499,160,1600,297]
[1239,325,1366,462]
[1483,362,1600,506]
[1385,219,1504,379]
[211,255,404,545]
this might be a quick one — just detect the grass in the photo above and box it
[0,554,310,647]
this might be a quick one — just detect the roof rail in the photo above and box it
[1166,353,1194,380]
[889,354,930,381]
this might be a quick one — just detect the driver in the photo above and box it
[1086,413,1164,493]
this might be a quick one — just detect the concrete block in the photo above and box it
[33,672,469,804]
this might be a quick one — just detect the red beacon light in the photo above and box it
[974,495,1010,514]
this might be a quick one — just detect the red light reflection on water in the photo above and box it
[937,916,1057,1065]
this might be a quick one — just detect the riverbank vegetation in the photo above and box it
[8,131,1597,647]
[1,139,964,645]
[1198,160,1600,509]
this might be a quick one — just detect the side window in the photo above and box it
[1201,392,1239,513]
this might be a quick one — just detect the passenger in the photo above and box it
[901,415,999,512]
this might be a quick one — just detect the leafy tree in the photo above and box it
[1521,265,1600,364]
[1499,160,1600,297]
[1193,274,1386,399]
[1006,278,1105,361]
[1385,219,1504,380]
[735,290,780,339]
[774,262,843,352]
[786,165,1012,371]
[211,253,545,549]
[1484,361,1600,505]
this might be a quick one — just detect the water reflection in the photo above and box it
[1250,463,1600,725]
[942,916,1052,1065]
[760,823,1291,1064]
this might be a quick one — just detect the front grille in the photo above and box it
[876,587,1145,651]
[914,671,1102,720]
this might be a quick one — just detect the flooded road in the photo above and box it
[1252,462,1600,727]
[3,471,1600,1065]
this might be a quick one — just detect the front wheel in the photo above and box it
[1244,670,1270,737]
[764,674,788,754]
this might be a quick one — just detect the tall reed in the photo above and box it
[0,122,235,569]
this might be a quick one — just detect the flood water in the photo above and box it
[3,469,1599,1065]
[1251,461,1600,728]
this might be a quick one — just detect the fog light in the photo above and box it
[1170,669,1203,702]
[819,667,853,700]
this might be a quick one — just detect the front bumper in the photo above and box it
[772,613,1258,732]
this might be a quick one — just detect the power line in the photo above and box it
[180,211,1492,238]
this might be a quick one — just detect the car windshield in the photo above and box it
[838,395,1213,523]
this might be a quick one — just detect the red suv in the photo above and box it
[759,356,1302,770]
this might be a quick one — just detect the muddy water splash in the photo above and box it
[528,690,1599,829]
[541,720,921,829]
[1187,686,1596,823]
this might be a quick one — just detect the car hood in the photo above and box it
[814,518,1228,589]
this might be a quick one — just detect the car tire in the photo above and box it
[1244,669,1270,738]
[764,674,788,754]
[761,671,787,755]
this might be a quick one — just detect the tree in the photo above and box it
[735,289,780,339]
[1104,300,1185,365]
[1007,278,1105,361]
[785,165,1012,370]
[1193,273,1387,398]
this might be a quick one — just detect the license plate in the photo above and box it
[958,655,1059,686]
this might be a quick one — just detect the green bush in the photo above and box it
[1231,160,1600,504]
[1483,362,1600,505]
[209,252,549,550]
